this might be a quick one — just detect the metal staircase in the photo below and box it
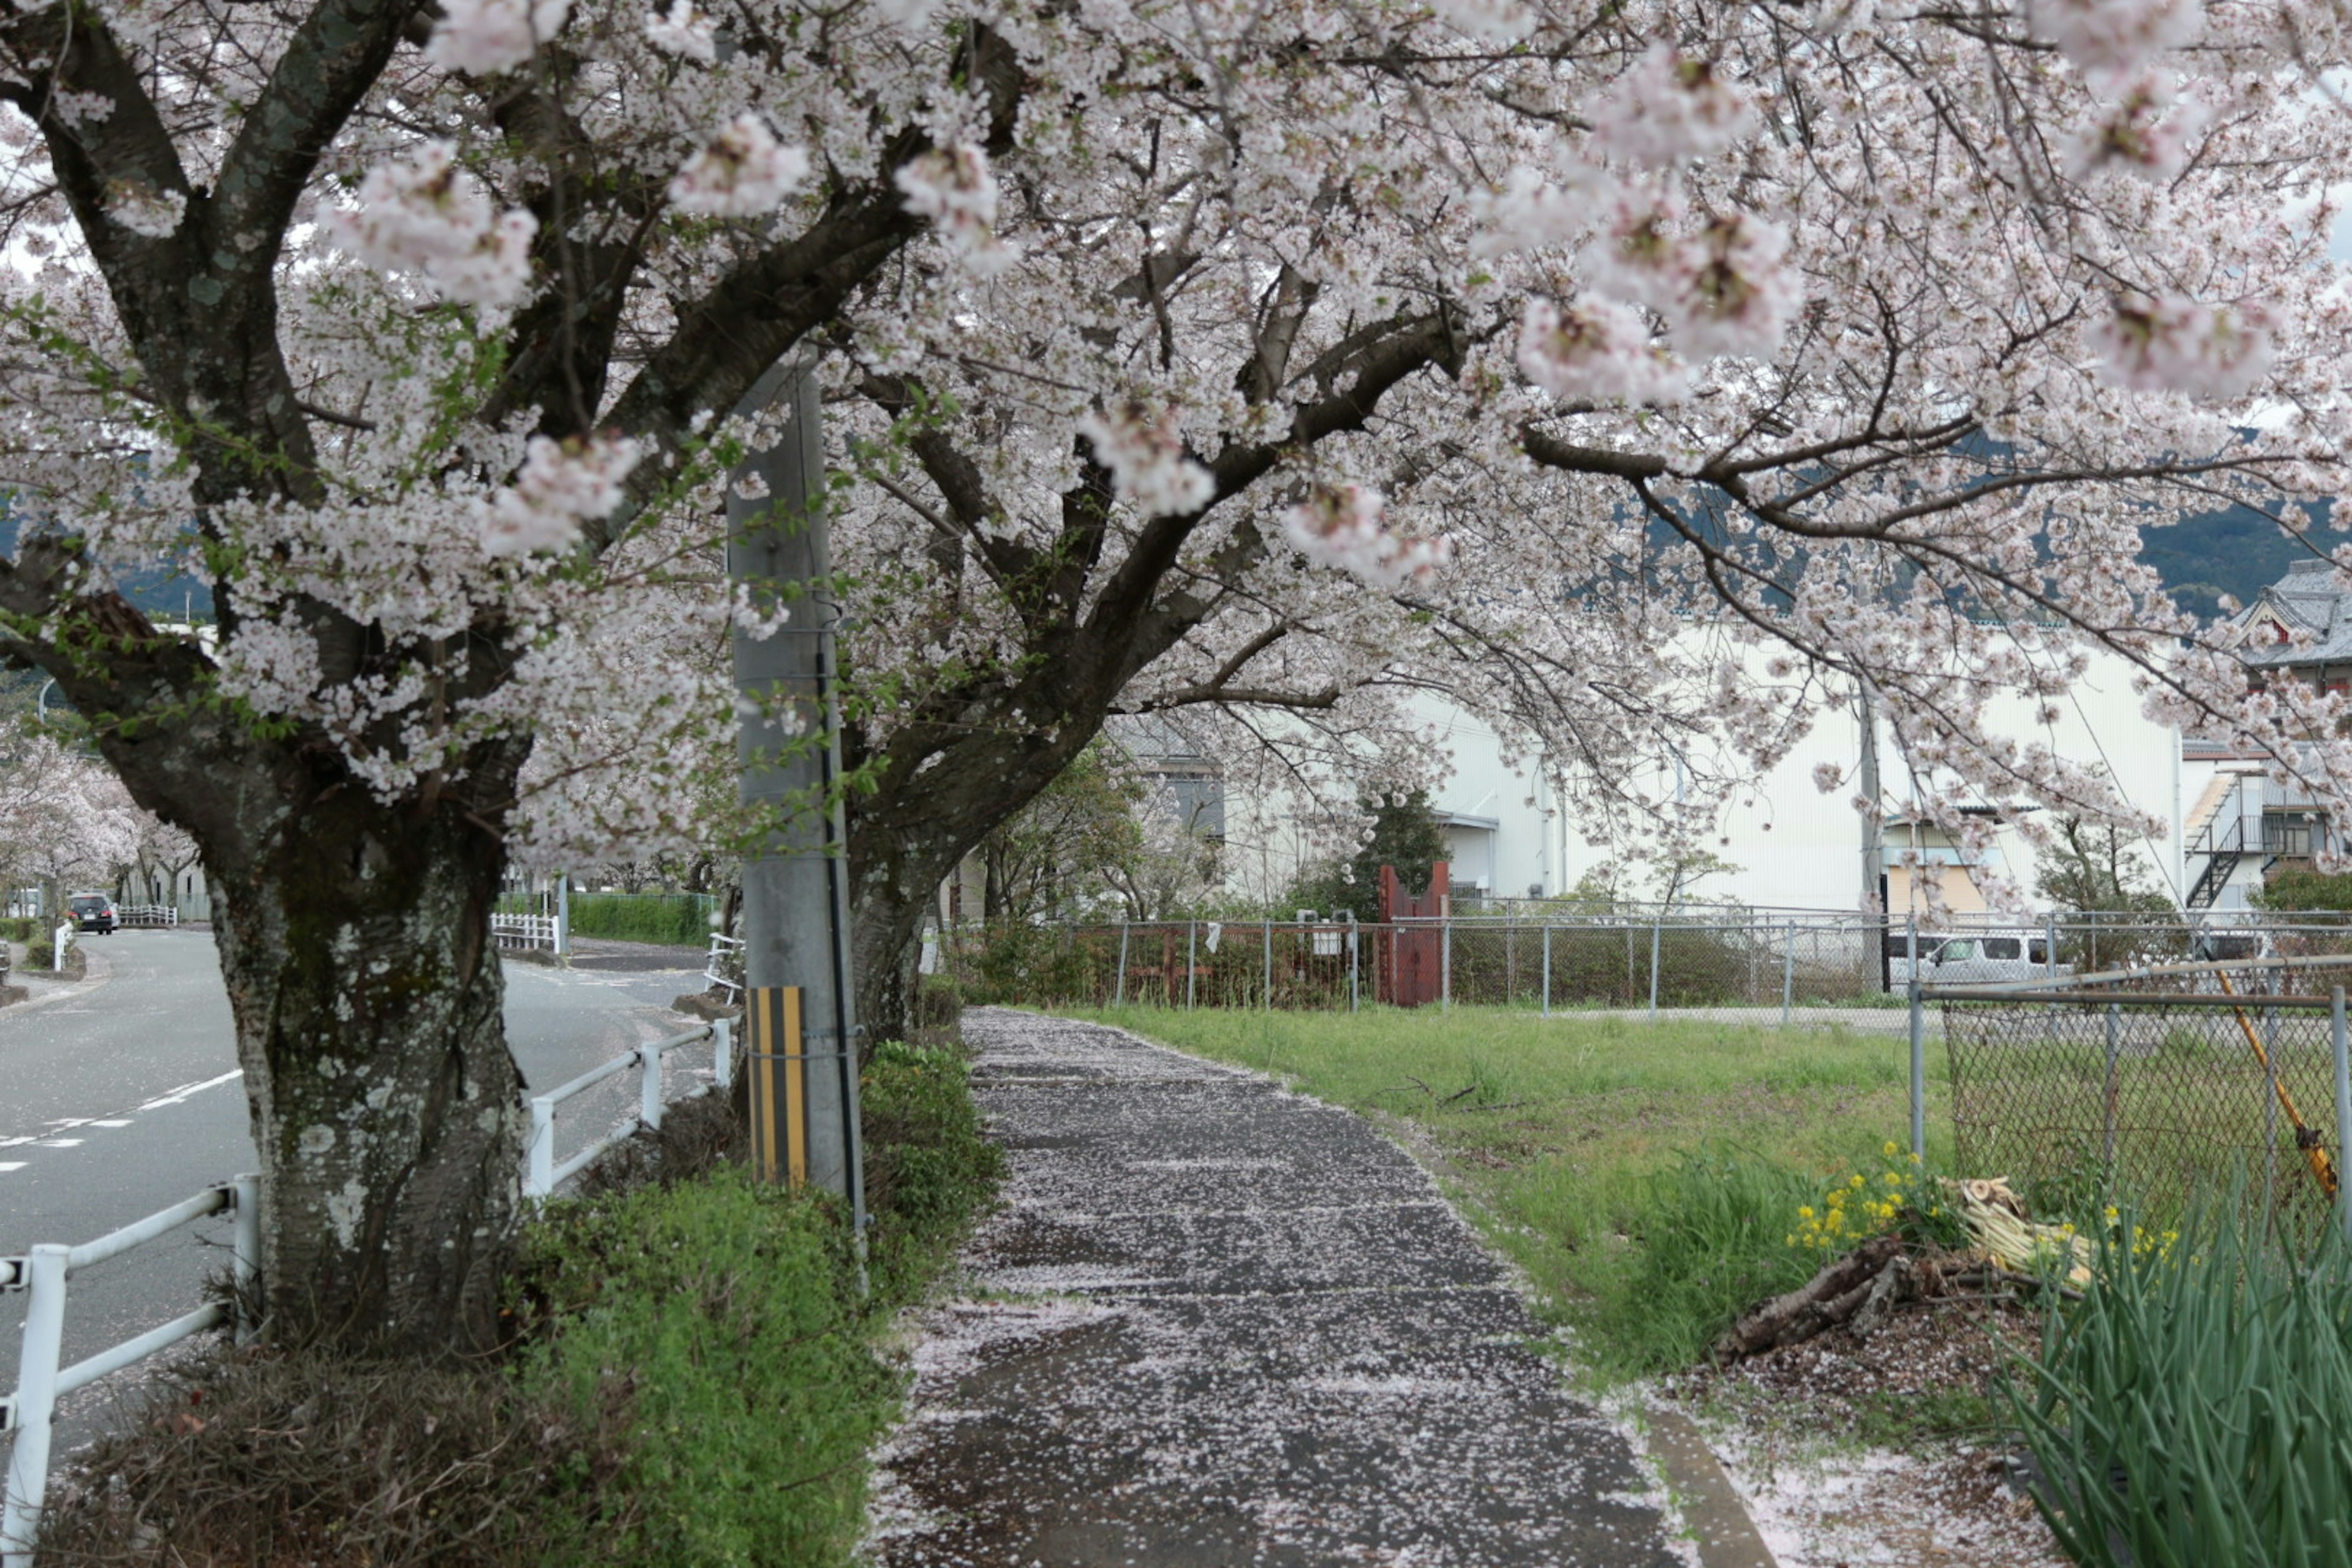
[2184,771,2255,910]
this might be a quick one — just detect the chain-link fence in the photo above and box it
[943,912,2352,1036]
[1935,957,2352,1232]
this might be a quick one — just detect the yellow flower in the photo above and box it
[2104,1206,2120,1222]
[1799,1206,1815,1219]
[1850,1175,1866,1189]
[1883,1140,1899,1157]
[1785,1235,1797,1247]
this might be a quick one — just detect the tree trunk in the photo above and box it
[205,790,521,1357]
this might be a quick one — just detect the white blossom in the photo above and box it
[895,143,1017,273]
[668,113,810,217]
[644,0,715,60]
[2027,0,2201,74]
[325,141,537,309]
[1812,762,1845,794]
[1427,0,1532,40]
[1517,295,1687,405]
[424,0,570,72]
[104,181,185,238]
[1663,213,1803,358]
[2090,293,2271,397]
[1281,484,1453,590]
[481,433,641,557]
[2065,73,2206,181]
[1592,47,1758,168]
[1078,402,1215,518]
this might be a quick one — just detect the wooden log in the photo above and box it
[1713,1234,1905,1362]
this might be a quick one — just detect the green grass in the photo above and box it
[1064,1004,1954,1382]
[565,892,717,946]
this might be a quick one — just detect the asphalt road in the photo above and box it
[0,927,712,1461]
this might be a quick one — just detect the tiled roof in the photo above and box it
[2236,560,2352,668]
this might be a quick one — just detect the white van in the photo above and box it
[1887,931,2061,989]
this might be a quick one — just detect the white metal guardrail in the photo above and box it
[112,906,178,929]
[704,932,744,1000]
[491,912,559,951]
[522,1020,734,1200]
[1,1177,259,1568]
[2,1019,739,1562]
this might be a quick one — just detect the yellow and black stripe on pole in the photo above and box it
[746,985,809,1187]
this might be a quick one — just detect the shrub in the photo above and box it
[860,1036,1004,1299]
[24,928,69,970]
[2012,1208,2352,1568]
[0,915,36,942]
[913,971,963,1030]
[565,892,716,946]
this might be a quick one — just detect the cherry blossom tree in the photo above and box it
[0,0,2349,1352]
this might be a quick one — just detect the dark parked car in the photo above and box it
[68,894,116,934]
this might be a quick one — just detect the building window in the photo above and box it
[2263,813,2328,859]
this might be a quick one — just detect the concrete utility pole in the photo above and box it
[728,356,865,1227]
[1857,677,1890,991]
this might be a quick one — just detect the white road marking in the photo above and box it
[134,1069,243,1112]
[0,1163,24,1173]
[36,1139,83,1148]
[91,1119,132,1128]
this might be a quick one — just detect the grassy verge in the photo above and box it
[1063,1003,1953,1383]
[38,1036,1001,1567]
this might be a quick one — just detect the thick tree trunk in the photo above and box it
[205,792,521,1357]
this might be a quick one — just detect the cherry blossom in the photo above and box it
[2090,293,2272,398]
[102,180,183,238]
[667,113,809,217]
[1517,296,1687,405]
[1281,484,1454,590]
[424,0,571,74]
[1077,402,1215,518]
[643,0,715,61]
[2027,0,2201,75]
[1592,46,1757,168]
[324,141,537,308]
[2066,73,2207,181]
[895,143,1016,273]
[481,433,642,557]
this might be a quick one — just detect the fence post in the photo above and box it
[1186,922,1197,1009]
[1348,917,1359,1013]
[1541,925,1551,1018]
[1441,918,1452,1013]
[1115,921,1128,1007]
[2045,912,2058,980]
[231,1173,262,1346]
[1781,919,1795,1029]
[2,1244,69,1568]
[1647,914,1662,1023]
[639,1042,665,1133]
[712,1018,733,1093]
[1263,920,1273,1011]
[1908,976,1926,1163]
[556,872,571,960]
[2117,1006,2135,1175]
[526,1095,556,1199]
[2334,988,2350,1248]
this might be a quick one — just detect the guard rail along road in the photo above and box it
[0,1019,733,1567]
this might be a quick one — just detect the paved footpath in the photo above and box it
[869,1009,1687,1567]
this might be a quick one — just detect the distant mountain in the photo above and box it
[0,511,213,622]
[2141,500,2335,622]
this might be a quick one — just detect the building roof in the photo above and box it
[2239,559,2352,669]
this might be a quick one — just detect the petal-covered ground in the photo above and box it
[868,1009,1689,1567]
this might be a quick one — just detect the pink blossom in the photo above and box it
[2027,0,2200,75]
[324,141,538,309]
[1664,213,1802,358]
[2090,292,2271,397]
[1426,0,1532,42]
[1593,46,1758,169]
[1281,484,1453,590]
[1812,761,1845,794]
[644,0,715,61]
[1517,296,1687,405]
[1078,402,1215,518]
[481,433,641,557]
[104,180,184,238]
[424,0,570,74]
[895,143,1017,273]
[2065,74,2206,181]
[668,113,811,217]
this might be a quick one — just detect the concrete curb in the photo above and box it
[1645,1408,1779,1568]
[0,944,115,1014]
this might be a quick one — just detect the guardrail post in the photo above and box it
[2334,988,2350,1249]
[230,1174,261,1346]
[639,1042,664,1133]
[525,1096,555,1199]
[2,1245,69,1568]
[1186,921,1197,1010]
[1782,919,1795,1028]
[712,1019,733,1093]
[1115,921,1128,1007]
[1909,978,1926,1163]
